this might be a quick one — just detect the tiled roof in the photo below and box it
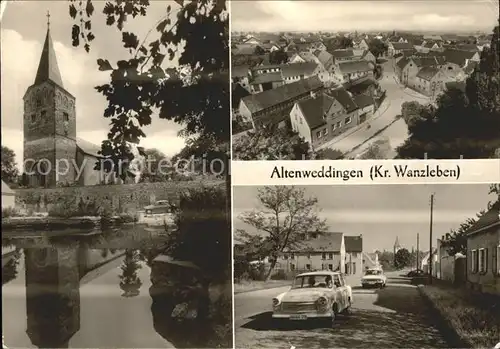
[295,51,320,63]
[232,65,249,78]
[396,56,410,70]
[250,72,283,85]
[326,87,358,113]
[353,94,375,108]
[345,235,363,252]
[331,49,355,58]
[77,138,102,157]
[338,60,372,74]
[346,78,377,95]
[416,66,440,81]
[240,76,323,114]
[281,62,318,78]
[293,232,344,252]
[411,56,445,67]
[1,180,14,195]
[246,33,284,44]
[392,42,414,50]
[411,39,425,46]
[233,44,260,56]
[424,41,437,48]
[316,50,334,70]
[442,49,477,67]
[455,44,479,52]
[296,94,333,130]
[467,200,500,236]
[36,28,65,88]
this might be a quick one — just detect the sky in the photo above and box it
[231,0,499,33]
[233,184,497,252]
[1,1,186,171]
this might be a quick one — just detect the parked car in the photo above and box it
[272,271,352,325]
[361,268,387,288]
[143,200,176,225]
[406,269,425,277]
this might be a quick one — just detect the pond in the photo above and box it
[2,225,231,348]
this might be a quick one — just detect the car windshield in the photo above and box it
[291,275,334,289]
[365,270,382,275]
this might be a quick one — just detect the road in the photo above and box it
[235,272,452,349]
[320,59,430,158]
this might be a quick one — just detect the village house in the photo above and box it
[231,65,251,92]
[335,60,374,87]
[345,235,363,276]
[362,252,380,270]
[386,36,408,44]
[387,42,414,57]
[2,180,16,209]
[248,62,321,93]
[289,87,360,150]
[396,56,445,87]
[279,232,347,274]
[290,51,335,84]
[354,39,369,50]
[413,66,446,98]
[243,33,287,48]
[416,41,443,54]
[466,200,500,296]
[239,76,324,129]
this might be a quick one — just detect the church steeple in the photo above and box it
[34,11,64,88]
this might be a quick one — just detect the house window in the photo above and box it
[332,124,336,131]
[31,114,36,123]
[471,249,478,273]
[336,121,341,128]
[345,117,352,124]
[36,98,42,108]
[40,110,47,118]
[306,264,311,270]
[322,253,326,260]
[283,254,288,260]
[316,131,322,138]
[328,253,333,260]
[479,248,487,273]
[322,128,327,136]
[291,253,295,260]
[328,264,333,271]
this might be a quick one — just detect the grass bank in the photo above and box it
[234,280,290,294]
[420,283,500,348]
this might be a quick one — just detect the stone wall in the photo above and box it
[15,180,225,215]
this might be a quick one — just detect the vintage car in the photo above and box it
[272,271,352,324]
[144,200,176,223]
[361,268,387,288]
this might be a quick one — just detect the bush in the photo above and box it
[207,292,233,348]
[48,195,111,218]
[2,207,20,218]
[166,185,230,282]
[270,269,288,280]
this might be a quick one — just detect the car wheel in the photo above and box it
[330,304,338,327]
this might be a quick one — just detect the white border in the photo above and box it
[231,159,500,186]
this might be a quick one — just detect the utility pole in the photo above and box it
[416,233,420,270]
[429,194,434,284]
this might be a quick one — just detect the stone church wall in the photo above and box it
[15,180,225,215]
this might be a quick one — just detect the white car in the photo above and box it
[361,268,387,288]
[272,271,353,325]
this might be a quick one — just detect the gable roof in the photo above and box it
[442,49,478,67]
[281,62,318,78]
[411,56,445,67]
[2,180,15,196]
[77,137,102,157]
[295,232,344,252]
[392,42,414,50]
[416,66,440,81]
[331,49,355,59]
[396,56,410,70]
[315,50,334,70]
[353,93,375,108]
[250,72,283,85]
[232,65,250,78]
[445,80,466,93]
[233,44,261,56]
[337,60,372,74]
[467,200,500,236]
[240,76,323,114]
[455,44,479,52]
[326,87,358,113]
[344,235,363,252]
[296,94,333,130]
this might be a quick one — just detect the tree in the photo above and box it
[268,48,288,65]
[368,38,388,58]
[1,146,19,185]
[313,148,344,160]
[394,248,411,269]
[376,250,394,271]
[119,249,143,297]
[67,0,229,180]
[232,127,312,160]
[138,148,170,183]
[358,137,391,159]
[237,186,326,280]
[339,37,353,49]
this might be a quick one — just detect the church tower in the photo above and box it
[23,13,77,187]
[394,236,402,255]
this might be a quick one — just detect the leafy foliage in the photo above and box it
[394,248,412,269]
[119,249,143,297]
[368,38,388,58]
[313,148,344,160]
[48,196,110,218]
[358,137,392,159]
[166,185,230,282]
[236,186,326,280]
[232,127,312,160]
[397,23,500,159]
[1,146,19,185]
[68,0,229,179]
[268,48,288,65]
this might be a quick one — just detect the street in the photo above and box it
[319,59,430,158]
[235,272,452,349]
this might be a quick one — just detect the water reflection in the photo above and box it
[3,225,212,348]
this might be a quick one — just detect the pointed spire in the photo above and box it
[34,12,64,88]
[394,236,401,248]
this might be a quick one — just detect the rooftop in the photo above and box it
[337,60,372,74]
[345,235,363,252]
[326,87,358,113]
[296,94,333,130]
[467,200,500,236]
[416,66,440,81]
